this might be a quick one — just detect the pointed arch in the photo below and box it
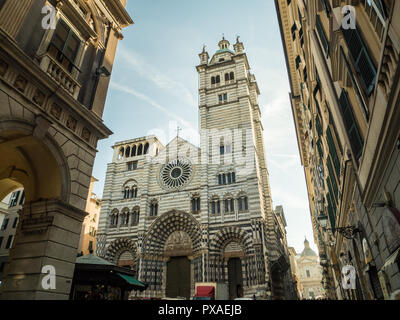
[131,145,137,157]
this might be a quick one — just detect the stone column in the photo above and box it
[0,199,86,300]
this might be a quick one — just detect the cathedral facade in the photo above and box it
[96,38,291,299]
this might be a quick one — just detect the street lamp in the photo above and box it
[317,212,361,239]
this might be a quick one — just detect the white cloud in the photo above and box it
[117,45,198,108]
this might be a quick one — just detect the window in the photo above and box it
[9,191,20,207]
[19,191,25,205]
[150,201,158,217]
[0,236,3,248]
[216,75,220,84]
[127,161,138,171]
[144,143,150,154]
[316,15,329,56]
[211,76,216,85]
[131,208,140,226]
[110,210,119,228]
[342,27,377,95]
[238,196,248,212]
[225,72,234,82]
[191,197,200,214]
[210,198,220,215]
[48,20,81,72]
[338,89,364,160]
[137,144,143,156]
[1,218,9,230]
[306,270,311,277]
[5,235,13,249]
[12,217,18,228]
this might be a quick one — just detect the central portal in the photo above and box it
[166,256,191,299]
[228,258,243,299]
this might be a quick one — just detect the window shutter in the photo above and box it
[338,89,364,159]
[342,28,376,95]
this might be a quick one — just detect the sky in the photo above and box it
[91,0,318,255]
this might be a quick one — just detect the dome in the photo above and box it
[300,238,317,257]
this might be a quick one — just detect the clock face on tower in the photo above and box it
[159,158,193,190]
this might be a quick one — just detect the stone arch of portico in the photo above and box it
[142,209,203,256]
[0,117,71,204]
[105,237,138,266]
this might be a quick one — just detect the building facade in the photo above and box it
[0,0,132,299]
[0,189,24,281]
[288,247,303,299]
[78,177,101,255]
[96,38,294,300]
[276,0,400,300]
[296,238,323,299]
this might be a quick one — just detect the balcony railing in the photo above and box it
[39,53,81,99]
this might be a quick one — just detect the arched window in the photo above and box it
[129,186,138,198]
[110,209,119,228]
[137,144,143,155]
[224,196,234,214]
[118,147,124,160]
[131,207,140,226]
[144,143,149,154]
[230,72,234,80]
[225,73,229,81]
[123,187,130,199]
[210,197,220,215]
[216,75,220,83]
[131,145,137,157]
[150,200,158,217]
[211,76,216,84]
[125,146,131,158]
[238,194,248,212]
[191,196,200,214]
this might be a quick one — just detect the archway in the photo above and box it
[141,210,202,298]
[0,119,82,300]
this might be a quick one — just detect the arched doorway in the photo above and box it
[164,230,193,299]
[141,210,203,298]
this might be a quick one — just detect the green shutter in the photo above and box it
[338,89,364,160]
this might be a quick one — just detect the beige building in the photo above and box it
[0,0,132,299]
[96,38,295,300]
[275,0,400,300]
[78,177,101,255]
[296,239,323,299]
[288,247,303,299]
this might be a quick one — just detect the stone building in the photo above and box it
[0,0,132,299]
[296,239,323,299]
[96,38,293,300]
[77,177,101,255]
[275,0,400,300]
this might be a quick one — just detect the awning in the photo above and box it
[195,286,215,298]
[117,273,147,288]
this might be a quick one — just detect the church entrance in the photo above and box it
[228,258,243,299]
[166,256,191,299]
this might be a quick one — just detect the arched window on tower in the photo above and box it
[211,76,216,85]
[131,145,137,157]
[216,75,220,84]
[144,143,149,154]
[224,195,235,214]
[225,73,229,81]
[230,72,234,80]
[123,187,130,199]
[121,208,129,226]
[237,194,249,212]
[137,144,143,156]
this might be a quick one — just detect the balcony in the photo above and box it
[39,53,81,99]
